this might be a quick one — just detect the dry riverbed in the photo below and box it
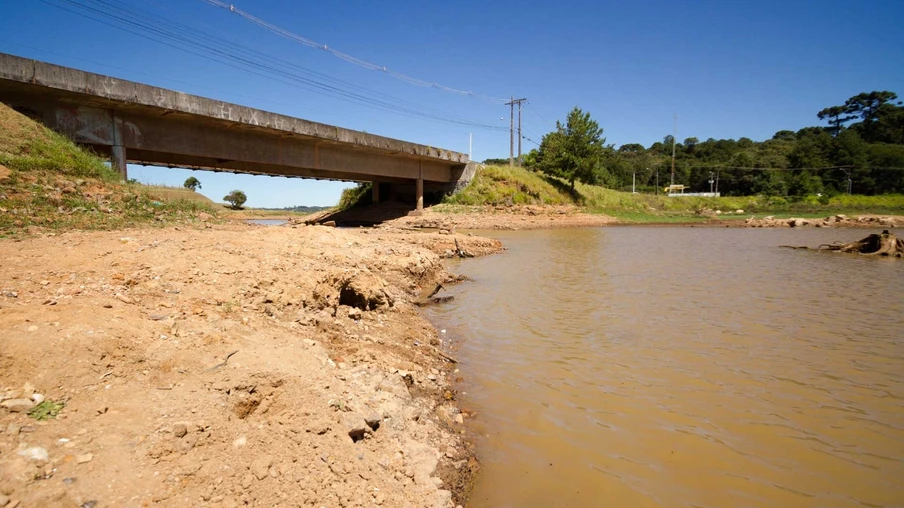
[0,222,502,507]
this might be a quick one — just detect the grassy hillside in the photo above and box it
[0,103,215,236]
[442,165,904,221]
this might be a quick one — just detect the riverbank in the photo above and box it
[0,222,502,507]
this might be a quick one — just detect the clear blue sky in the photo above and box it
[2,0,903,207]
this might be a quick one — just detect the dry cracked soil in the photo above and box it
[0,221,502,508]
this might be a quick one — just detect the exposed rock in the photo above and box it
[76,453,93,464]
[1,398,35,413]
[198,212,212,222]
[173,423,188,438]
[342,413,370,442]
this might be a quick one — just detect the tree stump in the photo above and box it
[818,230,904,257]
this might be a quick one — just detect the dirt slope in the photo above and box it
[0,223,502,507]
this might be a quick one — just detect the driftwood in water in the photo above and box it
[782,230,904,257]
[415,283,454,306]
[453,237,474,258]
[415,296,454,307]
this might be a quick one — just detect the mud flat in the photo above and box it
[0,222,501,507]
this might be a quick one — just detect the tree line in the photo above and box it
[491,91,904,196]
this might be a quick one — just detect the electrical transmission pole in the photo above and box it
[505,97,527,167]
[671,114,677,186]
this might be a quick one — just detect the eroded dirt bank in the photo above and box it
[0,223,502,507]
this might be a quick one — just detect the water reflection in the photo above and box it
[428,227,904,508]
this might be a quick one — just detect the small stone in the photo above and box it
[268,466,278,478]
[27,325,38,332]
[232,435,247,448]
[0,495,9,507]
[18,446,49,462]
[116,294,133,304]
[5,423,20,435]
[427,374,437,381]
[342,413,369,443]
[76,453,93,464]
[454,414,464,424]
[31,393,45,404]
[148,313,169,321]
[250,457,272,481]
[348,307,362,320]
[173,423,188,438]
[1,398,35,413]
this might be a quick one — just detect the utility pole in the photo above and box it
[671,114,677,186]
[517,101,523,166]
[505,97,527,167]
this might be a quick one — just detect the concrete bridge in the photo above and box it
[0,52,476,212]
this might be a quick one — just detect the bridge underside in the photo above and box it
[0,53,475,212]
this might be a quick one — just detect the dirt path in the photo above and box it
[0,223,502,508]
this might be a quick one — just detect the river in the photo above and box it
[426,227,904,508]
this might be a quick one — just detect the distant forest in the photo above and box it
[486,91,904,197]
[262,205,331,213]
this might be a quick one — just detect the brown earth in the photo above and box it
[0,222,502,508]
[387,204,615,230]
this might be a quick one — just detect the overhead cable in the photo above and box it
[199,0,509,104]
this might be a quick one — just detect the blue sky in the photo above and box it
[2,0,903,207]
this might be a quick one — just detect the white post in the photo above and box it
[632,172,636,193]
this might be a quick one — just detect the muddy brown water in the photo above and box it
[426,227,904,508]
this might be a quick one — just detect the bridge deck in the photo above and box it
[0,52,471,191]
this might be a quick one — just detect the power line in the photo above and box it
[38,0,509,132]
[199,0,509,104]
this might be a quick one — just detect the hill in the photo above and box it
[0,102,215,236]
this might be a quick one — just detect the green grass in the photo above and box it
[1,102,217,236]
[444,165,904,222]
[444,165,571,206]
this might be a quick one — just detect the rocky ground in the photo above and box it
[739,214,903,228]
[0,222,502,508]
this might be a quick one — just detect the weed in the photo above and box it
[28,399,65,421]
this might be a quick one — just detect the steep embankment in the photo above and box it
[0,103,215,236]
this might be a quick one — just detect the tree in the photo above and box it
[183,176,201,191]
[536,107,609,190]
[223,190,247,209]
[817,105,856,136]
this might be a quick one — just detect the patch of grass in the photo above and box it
[28,399,65,421]
[337,182,372,210]
[445,165,904,222]
[444,165,571,206]
[0,104,116,182]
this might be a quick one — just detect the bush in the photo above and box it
[224,189,247,209]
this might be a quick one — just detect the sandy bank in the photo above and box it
[0,222,501,507]
[388,205,615,230]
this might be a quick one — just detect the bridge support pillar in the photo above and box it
[111,145,127,180]
[372,179,380,204]
[415,177,424,213]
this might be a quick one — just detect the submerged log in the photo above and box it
[816,230,904,257]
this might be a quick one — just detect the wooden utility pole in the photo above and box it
[505,97,527,167]
[671,114,677,186]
